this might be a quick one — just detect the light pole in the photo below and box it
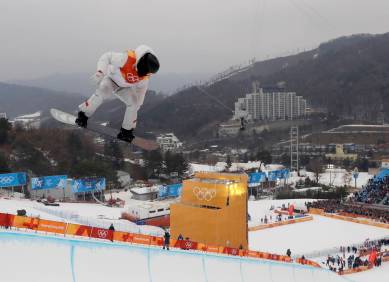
[352,167,359,190]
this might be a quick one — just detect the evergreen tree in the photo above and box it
[143,150,163,177]
[0,118,11,144]
[104,139,124,170]
[256,150,272,164]
[0,152,10,173]
[11,137,53,175]
[164,152,188,177]
[226,155,232,170]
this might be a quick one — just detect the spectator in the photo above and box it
[163,230,170,250]
[286,248,291,257]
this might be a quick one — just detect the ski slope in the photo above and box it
[249,214,389,256]
[0,231,353,282]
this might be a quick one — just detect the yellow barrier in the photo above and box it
[308,208,324,215]
[311,212,389,229]
[339,265,373,275]
[249,216,313,231]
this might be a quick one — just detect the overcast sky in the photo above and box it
[1,0,389,81]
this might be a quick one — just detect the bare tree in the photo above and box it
[307,158,324,183]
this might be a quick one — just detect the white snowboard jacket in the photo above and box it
[97,45,156,90]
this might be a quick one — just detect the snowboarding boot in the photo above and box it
[75,111,88,128]
[117,127,135,143]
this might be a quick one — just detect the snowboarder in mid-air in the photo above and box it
[75,45,160,143]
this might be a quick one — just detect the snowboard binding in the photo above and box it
[117,127,135,143]
[75,111,88,128]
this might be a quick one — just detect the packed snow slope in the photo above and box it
[0,231,354,282]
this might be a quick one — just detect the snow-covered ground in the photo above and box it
[349,263,389,282]
[289,169,372,189]
[0,196,165,236]
[249,214,389,257]
[0,230,351,282]
[190,162,373,189]
[1,195,388,281]
[248,198,316,227]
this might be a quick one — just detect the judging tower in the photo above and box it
[170,172,248,249]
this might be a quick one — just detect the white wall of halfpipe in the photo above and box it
[0,231,356,282]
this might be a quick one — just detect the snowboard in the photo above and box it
[50,108,159,151]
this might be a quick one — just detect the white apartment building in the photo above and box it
[233,87,307,121]
[0,113,7,119]
[156,133,183,152]
[12,111,41,129]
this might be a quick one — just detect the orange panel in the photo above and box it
[37,219,67,234]
[66,223,92,237]
[247,250,259,258]
[0,213,13,227]
[150,236,163,246]
[113,231,134,243]
[206,245,220,253]
[12,216,39,230]
[132,234,151,245]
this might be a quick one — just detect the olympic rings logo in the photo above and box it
[126,73,140,83]
[192,187,216,201]
[0,176,15,184]
[185,241,193,249]
[97,229,108,238]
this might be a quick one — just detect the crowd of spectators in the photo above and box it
[306,200,389,224]
[355,176,389,205]
[323,238,389,274]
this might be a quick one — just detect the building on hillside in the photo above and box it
[12,111,41,129]
[156,133,183,152]
[325,144,358,161]
[130,186,160,201]
[380,159,389,169]
[232,86,307,121]
[0,113,7,119]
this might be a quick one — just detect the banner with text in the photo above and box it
[0,172,27,188]
[71,178,106,193]
[31,175,67,190]
[248,172,267,187]
[159,183,182,198]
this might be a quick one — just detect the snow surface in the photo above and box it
[289,169,372,189]
[0,198,164,236]
[349,263,389,282]
[1,196,387,281]
[0,231,351,282]
[249,214,389,257]
[190,162,373,188]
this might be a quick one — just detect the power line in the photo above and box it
[195,86,234,114]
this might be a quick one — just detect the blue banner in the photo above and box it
[280,169,289,179]
[158,185,168,198]
[159,183,183,198]
[0,172,27,188]
[31,175,67,190]
[267,169,289,181]
[248,172,267,187]
[71,178,106,193]
[168,183,182,197]
[267,170,278,181]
